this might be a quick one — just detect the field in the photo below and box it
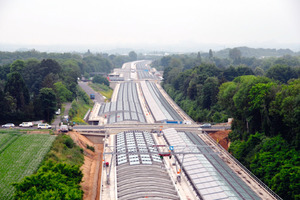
[0,132,56,200]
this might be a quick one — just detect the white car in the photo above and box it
[19,122,33,128]
[2,123,15,128]
[55,109,61,115]
[37,123,52,129]
[200,123,212,128]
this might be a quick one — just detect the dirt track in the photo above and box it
[68,131,103,200]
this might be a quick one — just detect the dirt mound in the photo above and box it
[209,130,231,150]
[67,131,103,200]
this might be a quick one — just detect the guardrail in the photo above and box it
[203,131,282,200]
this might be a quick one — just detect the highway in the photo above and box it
[82,60,279,200]
[78,81,105,104]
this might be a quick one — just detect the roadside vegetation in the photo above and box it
[157,49,300,199]
[13,133,84,199]
[69,87,93,125]
[43,134,84,166]
[0,131,56,199]
[89,82,113,101]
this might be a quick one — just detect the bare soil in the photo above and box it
[209,130,231,150]
[25,130,51,134]
[67,131,103,200]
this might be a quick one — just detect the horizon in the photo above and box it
[1,0,299,53]
[1,43,300,54]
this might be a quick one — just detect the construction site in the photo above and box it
[74,60,282,200]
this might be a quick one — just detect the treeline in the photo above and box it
[160,51,300,122]
[0,49,137,68]
[13,134,84,199]
[159,52,300,199]
[214,46,298,58]
[152,48,300,71]
[0,50,139,124]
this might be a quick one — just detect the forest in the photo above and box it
[156,49,300,199]
[0,50,138,124]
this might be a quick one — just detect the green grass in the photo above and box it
[0,129,18,134]
[44,134,84,166]
[89,82,113,101]
[69,99,93,125]
[73,102,92,124]
[0,133,56,200]
[68,86,94,125]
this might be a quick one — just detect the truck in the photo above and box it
[90,94,95,99]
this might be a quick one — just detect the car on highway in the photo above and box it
[19,122,33,128]
[2,123,15,128]
[200,123,212,128]
[37,123,52,129]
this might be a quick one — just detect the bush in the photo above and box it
[45,134,84,166]
[92,75,109,86]
[63,135,74,148]
[87,144,95,152]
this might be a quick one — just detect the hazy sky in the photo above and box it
[0,0,299,51]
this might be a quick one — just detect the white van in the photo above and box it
[60,125,68,132]
[19,122,33,127]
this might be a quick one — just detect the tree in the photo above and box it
[4,72,29,111]
[38,88,57,122]
[248,82,278,135]
[0,64,11,81]
[40,59,62,76]
[128,51,137,61]
[202,77,219,109]
[187,79,197,100]
[209,49,213,60]
[0,90,14,122]
[223,66,238,81]
[270,165,300,199]
[270,79,300,147]
[236,65,254,76]
[10,60,25,73]
[229,48,242,64]
[254,67,264,76]
[92,75,109,86]
[83,56,113,73]
[42,73,58,89]
[83,72,90,79]
[22,58,41,94]
[160,56,172,68]
[196,52,202,66]
[54,82,73,103]
[13,161,83,200]
[266,64,297,83]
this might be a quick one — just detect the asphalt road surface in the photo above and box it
[52,102,72,129]
[78,81,105,104]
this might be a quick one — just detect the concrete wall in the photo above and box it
[82,134,105,144]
